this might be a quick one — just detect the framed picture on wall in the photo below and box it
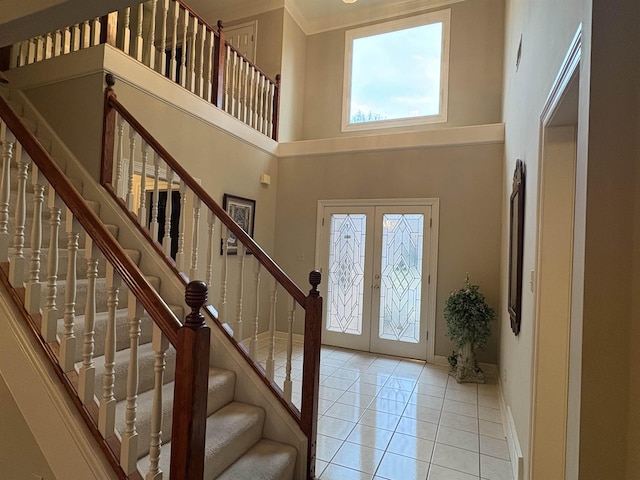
[222,194,256,255]
[508,159,525,335]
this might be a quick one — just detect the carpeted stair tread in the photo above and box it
[115,367,236,459]
[92,342,177,402]
[137,401,266,479]
[216,439,297,480]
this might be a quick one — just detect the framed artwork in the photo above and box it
[508,159,525,335]
[222,194,255,255]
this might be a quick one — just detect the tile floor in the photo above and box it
[258,339,513,480]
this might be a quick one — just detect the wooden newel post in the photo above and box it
[301,270,322,480]
[271,74,281,141]
[170,281,211,480]
[212,20,225,108]
[101,73,117,187]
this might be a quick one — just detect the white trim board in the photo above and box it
[278,123,504,158]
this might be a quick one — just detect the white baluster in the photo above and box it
[266,277,277,380]
[53,30,63,57]
[205,210,215,298]
[175,183,186,271]
[230,52,238,117]
[235,244,245,341]
[91,18,101,46]
[115,114,125,198]
[256,75,265,133]
[122,8,131,55]
[42,188,60,342]
[187,15,197,92]
[250,261,261,360]
[196,22,206,98]
[0,138,13,262]
[138,140,149,224]
[9,143,29,287]
[247,68,256,128]
[223,44,231,111]
[62,27,72,54]
[27,38,37,64]
[81,20,91,49]
[59,209,79,373]
[99,264,120,437]
[179,9,189,88]
[135,3,144,62]
[121,295,142,474]
[157,0,169,74]
[71,23,81,51]
[204,30,214,102]
[189,197,201,280]
[169,2,179,82]
[35,36,45,61]
[146,324,168,480]
[219,224,228,323]
[147,0,158,68]
[16,41,28,66]
[266,81,274,136]
[24,164,44,314]
[150,152,160,240]
[78,236,99,406]
[44,33,53,59]
[163,168,173,257]
[284,297,296,402]
[126,128,137,211]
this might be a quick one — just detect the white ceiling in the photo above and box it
[0,0,463,47]
[192,0,464,35]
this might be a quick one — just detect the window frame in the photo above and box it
[341,9,451,132]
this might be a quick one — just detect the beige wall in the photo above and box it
[0,374,55,479]
[274,143,503,361]
[278,9,307,142]
[301,0,505,140]
[500,0,585,476]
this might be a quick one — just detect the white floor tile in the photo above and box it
[478,406,502,423]
[333,441,385,474]
[324,402,367,423]
[359,409,401,431]
[409,392,445,410]
[480,435,510,460]
[403,403,442,424]
[439,412,479,434]
[320,463,373,480]
[316,459,329,477]
[432,443,480,476]
[337,390,375,409]
[443,399,478,418]
[428,464,479,480]
[445,388,478,405]
[396,416,439,441]
[347,424,394,450]
[436,425,479,452]
[415,382,447,398]
[317,434,344,462]
[318,416,357,440]
[386,431,434,461]
[375,451,429,480]
[480,454,513,480]
[478,420,505,440]
[369,397,409,416]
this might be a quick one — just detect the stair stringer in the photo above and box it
[8,87,309,479]
[0,286,118,480]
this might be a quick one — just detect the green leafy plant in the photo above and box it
[444,275,495,377]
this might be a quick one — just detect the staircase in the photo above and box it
[0,81,313,478]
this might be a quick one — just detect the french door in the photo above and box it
[317,200,439,361]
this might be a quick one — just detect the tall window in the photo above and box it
[342,10,451,131]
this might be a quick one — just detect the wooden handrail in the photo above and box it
[0,93,182,346]
[102,85,306,307]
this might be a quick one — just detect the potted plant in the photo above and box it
[444,275,495,383]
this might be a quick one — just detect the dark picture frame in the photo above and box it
[508,159,525,335]
[222,194,256,255]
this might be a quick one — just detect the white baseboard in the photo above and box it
[497,375,524,480]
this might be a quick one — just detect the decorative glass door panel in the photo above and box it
[320,204,432,359]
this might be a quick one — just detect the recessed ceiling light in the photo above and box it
[343,0,358,3]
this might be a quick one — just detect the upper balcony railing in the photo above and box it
[1,0,281,140]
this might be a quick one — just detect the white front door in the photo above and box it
[317,200,438,361]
